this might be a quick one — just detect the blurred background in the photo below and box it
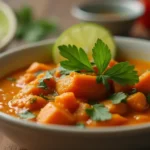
[1,0,150,50]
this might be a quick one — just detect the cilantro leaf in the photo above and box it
[38,71,53,89]
[104,62,139,85]
[58,45,93,72]
[59,67,72,75]
[110,92,127,104]
[76,123,85,128]
[19,111,35,119]
[92,39,111,74]
[86,104,112,121]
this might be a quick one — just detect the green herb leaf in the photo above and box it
[92,39,111,74]
[58,45,93,72]
[76,123,85,128]
[86,104,112,121]
[23,20,56,42]
[110,92,127,104]
[30,98,37,104]
[59,67,72,75]
[38,71,53,89]
[19,111,35,119]
[7,77,17,82]
[129,88,137,95]
[96,75,110,90]
[104,62,139,85]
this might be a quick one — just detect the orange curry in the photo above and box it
[0,59,150,127]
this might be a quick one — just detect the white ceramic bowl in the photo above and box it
[1,37,150,150]
[71,1,144,35]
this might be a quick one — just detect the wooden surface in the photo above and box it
[0,0,149,149]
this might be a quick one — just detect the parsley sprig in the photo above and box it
[58,39,139,87]
[86,104,112,121]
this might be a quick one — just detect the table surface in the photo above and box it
[0,0,150,149]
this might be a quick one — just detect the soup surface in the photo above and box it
[0,59,150,127]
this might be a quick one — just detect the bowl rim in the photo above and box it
[0,1,17,50]
[71,0,145,22]
[1,36,150,136]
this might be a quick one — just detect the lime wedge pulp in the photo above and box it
[53,23,116,64]
[0,1,17,49]
[0,10,9,40]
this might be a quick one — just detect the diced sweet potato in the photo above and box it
[133,114,150,123]
[37,102,75,125]
[127,92,148,112]
[103,100,128,115]
[15,73,56,98]
[107,59,118,69]
[56,72,107,100]
[87,114,128,127]
[74,102,90,122]
[113,82,132,93]
[11,95,47,110]
[55,92,79,113]
[17,73,35,86]
[135,71,150,93]
[26,62,50,73]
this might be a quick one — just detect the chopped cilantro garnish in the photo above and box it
[19,110,35,119]
[86,104,112,121]
[76,122,85,128]
[30,97,37,104]
[109,92,127,104]
[38,71,53,89]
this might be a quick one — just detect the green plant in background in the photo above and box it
[15,6,57,42]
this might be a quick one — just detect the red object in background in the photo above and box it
[139,0,150,28]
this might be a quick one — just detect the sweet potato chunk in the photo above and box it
[37,102,75,125]
[135,71,150,93]
[103,100,128,115]
[56,72,107,100]
[74,102,90,122]
[11,95,47,110]
[88,114,128,127]
[113,82,132,93]
[15,73,56,98]
[55,92,79,113]
[26,62,50,73]
[17,73,35,86]
[127,92,148,112]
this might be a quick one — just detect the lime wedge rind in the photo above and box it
[53,23,116,64]
[0,1,17,50]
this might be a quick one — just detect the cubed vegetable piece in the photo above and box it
[11,95,47,110]
[15,74,56,98]
[37,102,75,125]
[56,72,107,100]
[107,59,118,69]
[135,71,150,93]
[127,92,148,112]
[26,62,50,73]
[113,82,132,93]
[74,102,90,122]
[103,100,128,115]
[17,73,35,86]
[88,114,128,127]
[55,92,79,113]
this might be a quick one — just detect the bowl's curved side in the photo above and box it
[0,37,150,149]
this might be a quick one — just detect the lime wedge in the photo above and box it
[0,1,17,49]
[53,23,116,64]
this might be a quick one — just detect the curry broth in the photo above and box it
[0,59,150,127]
